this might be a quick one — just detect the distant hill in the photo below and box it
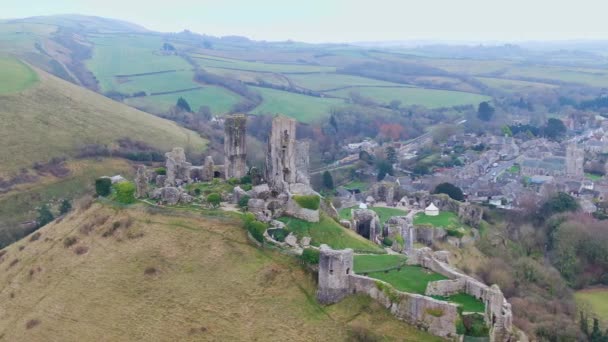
[10,14,149,33]
[0,58,206,176]
[0,203,442,342]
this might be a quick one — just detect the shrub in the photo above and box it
[206,193,221,208]
[463,313,489,337]
[227,177,240,185]
[382,236,394,247]
[269,228,287,242]
[301,248,320,264]
[238,195,251,209]
[455,317,466,335]
[59,199,72,215]
[37,204,54,227]
[74,245,89,255]
[446,229,465,238]
[95,178,112,197]
[293,195,320,210]
[114,182,136,204]
[194,188,201,196]
[154,167,166,175]
[144,267,158,275]
[25,319,40,330]
[247,220,267,243]
[241,184,252,191]
[240,175,252,184]
[63,236,78,248]
[29,232,41,242]
[425,308,444,317]
[433,182,464,201]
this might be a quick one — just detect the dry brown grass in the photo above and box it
[0,204,443,342]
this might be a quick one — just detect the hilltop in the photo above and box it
[0,203,441,342]
[0,58,206,176]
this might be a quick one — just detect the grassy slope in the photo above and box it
[353,254,407,273]
[279,215,385,253]
[575,288,608,326]
[327,86,489,109]
[339,206,408,223]
[0,204,441,341]
[252,87,345,123]
[0,65,206,175]
[0,158,134,248]
[0,57,38,93]
[366,266,448,294]
[413,211,461,229]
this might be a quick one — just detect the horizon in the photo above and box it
[3,0,608,44]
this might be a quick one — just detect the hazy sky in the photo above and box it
[3,0,608,43]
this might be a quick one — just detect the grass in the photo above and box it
[343,180,369,191]
[339,206,408,223]
[251,87,345,123]
[585,172,603,181]
[278,215,385,253]
[575,287,608,326]
[289,73,407,91]
[413,211,461,229]
[353,254,407,273]
[192,53,336,73]
[432,293,485,313]
[366,266,447,294]
[0,67,206,175]
[506,164,521,174]
[0,204,441,341]
[86,35,192,92]
[326,86,490,109]
[476,77,557,93]
[109,70,197,95]
[125,86,242,115]
[0,56,38,94]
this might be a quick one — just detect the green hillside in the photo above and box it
[0,204,442,342]
[0,62,206,175]
[0,57,38,93]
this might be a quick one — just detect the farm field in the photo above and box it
[413,211,461,229]
[353,254,407,273]
[502,65,608,87]
[0,57,38,93]
[575,287,608,326]
[108,70,197,95]
[86,34,192,92]
[125,86,242,115]
[326,86,489,108]
[476,77,557,93]
[251,87,345,122]
[289,73,408,91]
[367,265,447,294]
[205,66,291,87]
[193,54,336,73]
[278,215,385,253]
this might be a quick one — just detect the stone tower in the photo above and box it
[266,116,297,192]
[224,114,247,180]
[317,245,353,304]
[295,140,310,185]
[566,143,584,177]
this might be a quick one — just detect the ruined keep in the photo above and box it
[135,165,149,198]
[224,114,247,180]
[164,147,191,186]
[266,116,298,193]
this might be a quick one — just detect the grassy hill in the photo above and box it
[0,60,206,176]
[0,203,442,341]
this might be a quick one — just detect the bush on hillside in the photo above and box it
[293,195,320,210]
[242,214,267,243]
[37,204,54,227]
[301,248,320,264]
[155,167,166,175]
[95,178,112,197]
[206,193,221,208]
[238,195,251,209]
[114,182,136,204]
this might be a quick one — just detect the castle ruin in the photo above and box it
[224,114,248,180]
[266,116,298,193]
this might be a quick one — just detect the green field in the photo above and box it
[366,266,447,294]
[432,293,485,313]
[326,86,489,109]
[339,206,408,223]
[413,211,461,229]
[279,215,385,253]
[289,73,407,91]
[125,86,242,115]
[86,35,192,92]
[0,57,38,93]
[502,65,608,87]
[107,70,197,95]
[251,87,345,122]
[575,288,608,325]
[343,180,370,191]
[205,66,291,87]
[353,254,407,273]
[193,54,336,73]
[585,172,604,181]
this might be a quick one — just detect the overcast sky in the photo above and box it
[3,0,608,43]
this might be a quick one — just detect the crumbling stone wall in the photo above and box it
[164,147,191,186]
[368,182,396,205]
[135,165,149,198]
[317,245,353,304]
[351,209,382,242]
[284,196,320,222]
[405,192,484,227]
[295,140,310,185]
[224,114,247,180]
[266,116,297,193]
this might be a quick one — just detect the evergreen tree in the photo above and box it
[590,318,602,342]
[433,182,465,201]
[477,101,495,122]
[176,97,192,112]
[329,114,338,132]
[37,204,54,227]
[376,159,393,181]
[59,199,72,215]
[322,171,334,190]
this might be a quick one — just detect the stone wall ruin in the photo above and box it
[224,114,247,180]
